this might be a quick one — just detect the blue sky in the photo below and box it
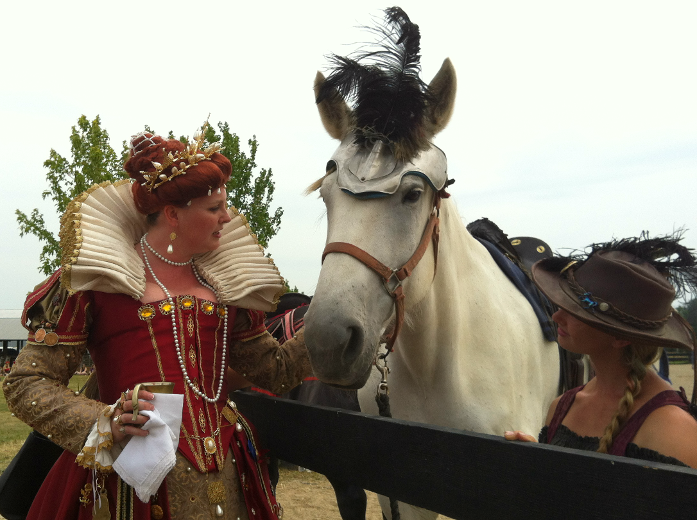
[2,0,696,309]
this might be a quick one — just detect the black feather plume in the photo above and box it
[586,231,697,299]
[317,7,435,160]
[546,231,697,299]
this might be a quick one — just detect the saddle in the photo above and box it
[466,218,585,393]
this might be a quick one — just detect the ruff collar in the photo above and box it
[59,180,284,312]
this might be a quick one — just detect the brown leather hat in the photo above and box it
[532,249,695,350]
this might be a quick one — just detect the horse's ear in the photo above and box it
[423,58,457,138]
[315,71,352,141]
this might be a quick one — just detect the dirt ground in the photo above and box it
[275,467,384,520]
[276,467,458,520]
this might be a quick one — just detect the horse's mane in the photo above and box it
[316,7,436,162]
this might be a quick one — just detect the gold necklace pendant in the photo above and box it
[204,436,217,454]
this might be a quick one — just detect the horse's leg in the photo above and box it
[377,495,441,520]
[361,364,442,520]
[326,476,368,520]
[295,381,368,518]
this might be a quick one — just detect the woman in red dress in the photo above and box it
[4,123,311,519]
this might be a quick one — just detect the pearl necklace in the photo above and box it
[142,233,193,266]
[140,235,227,403]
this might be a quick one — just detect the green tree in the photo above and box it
[202,122,283,249]
[677,298,697,332]
[16,115,125,275]
[18,116,284,276]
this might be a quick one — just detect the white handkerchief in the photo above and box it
[113,393,183,502]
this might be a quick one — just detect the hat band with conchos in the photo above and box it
[532,249,695,351]
[564,266,672,331]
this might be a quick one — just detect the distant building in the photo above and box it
[1,311,26,361]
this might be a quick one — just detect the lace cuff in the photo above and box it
[75,401,118,472]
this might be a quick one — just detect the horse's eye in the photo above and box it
[403,189,422,203]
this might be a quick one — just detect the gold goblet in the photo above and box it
[131,382,175,418]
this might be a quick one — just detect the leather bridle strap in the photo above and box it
[321,192,444,353]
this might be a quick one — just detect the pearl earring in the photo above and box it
[167,232,177,254]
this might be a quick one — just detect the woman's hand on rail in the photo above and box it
[503,430,538,443]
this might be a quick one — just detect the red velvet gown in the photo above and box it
[26,289,281,520]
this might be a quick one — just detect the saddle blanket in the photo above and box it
[475,238,557,342]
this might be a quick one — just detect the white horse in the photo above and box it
[303,9,559,520]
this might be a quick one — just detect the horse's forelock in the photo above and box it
[304,163,337,195]
[305,176,325,195]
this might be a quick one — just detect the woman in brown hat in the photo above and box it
[505,235,697,468]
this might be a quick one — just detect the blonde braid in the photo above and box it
[597,344,658,454]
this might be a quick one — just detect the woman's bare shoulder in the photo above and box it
[545,395,563,426]
[634,404,697,468]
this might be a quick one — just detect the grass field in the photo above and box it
[0,374,89,473]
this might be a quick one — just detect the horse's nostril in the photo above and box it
[343,326,365,365]
[304,316,374,388]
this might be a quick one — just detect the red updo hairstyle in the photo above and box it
[124,132,232,216]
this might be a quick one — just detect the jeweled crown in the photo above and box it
[135,120,223,192]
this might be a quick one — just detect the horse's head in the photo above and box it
[304,8,457,388]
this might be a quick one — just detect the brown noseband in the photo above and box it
[321,190,448,354]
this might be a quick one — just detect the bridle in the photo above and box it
[321,188,450,356]
[321,186,449,520]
